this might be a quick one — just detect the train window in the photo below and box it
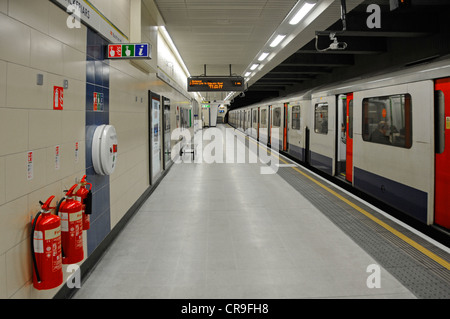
[292,105,301,130]
[362,94,412,148]
[273,107,281,127]
[253,110,257,123]
[261,109,267,125]
[314,103,328,134]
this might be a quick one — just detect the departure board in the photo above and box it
[187,76,245,92]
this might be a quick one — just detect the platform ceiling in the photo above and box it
[152,0,450,107]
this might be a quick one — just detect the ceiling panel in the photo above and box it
[154,0,298,78]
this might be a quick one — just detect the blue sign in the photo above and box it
[135,44,149,58]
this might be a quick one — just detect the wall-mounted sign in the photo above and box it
[93,92,104,111]
[55,145,60,170]
[53,86,64,110]
[27,151,33,180]
[107,43,151,59]
[187,76,245,92]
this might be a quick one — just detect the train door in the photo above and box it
[260,107,267,144]
[247,110,251,134]
[346,93,354,183]
[283,103,288,151]
[336,95,347,178]
[268,105,272,146]
[435,78,450,229]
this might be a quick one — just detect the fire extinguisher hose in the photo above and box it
[31,210,43,283]
[55,196,66,258]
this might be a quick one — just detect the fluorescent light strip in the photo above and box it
[258,52,269,61]
[270,34,286,48]
[245,72,252,77]
[250,64,259,71]
[159,26,191,77]
[289,2,316,25]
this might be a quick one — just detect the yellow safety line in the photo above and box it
[233,127,450,270]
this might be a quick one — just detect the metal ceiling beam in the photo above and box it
[270,65,332,75]
[316,30,431,38]
[252,82,296,86]
[280,53,354,67]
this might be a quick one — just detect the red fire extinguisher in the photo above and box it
[76,175,92,230]
[56,185,84,264]
[31,196,63,290]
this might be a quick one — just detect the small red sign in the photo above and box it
[53,86,64,110]
[108,45,122,58]
[93,92,98,111]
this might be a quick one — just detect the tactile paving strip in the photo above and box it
[276,166,450,299]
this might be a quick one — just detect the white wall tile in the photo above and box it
[0,1,7,15]
[8,0,49,34]
[5,239,31,298]
[62,110,84,143]
[0,108,29,157]
[0,14,31,66]
[63,45,86,81]
[0,196,28,256]
[0,253,6,298]
[0,157,5,206]
[0,60,6,108]
[30,29,64,75]
[6,63,48,109]
[28,110,62,150]
[5,149,47,202]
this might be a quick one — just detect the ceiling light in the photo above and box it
[245,72,252,77]
[289,2,316,25]
[258,52,270,61]
[250,64,259,71]
[270,34,286,48]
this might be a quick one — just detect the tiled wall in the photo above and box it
[0,0,87,299]
[0,0,199,299]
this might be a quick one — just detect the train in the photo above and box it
[228,55,450,233]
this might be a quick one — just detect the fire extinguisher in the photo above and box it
[76,175,92,230]
[56,185,84,264]
[31,196,63,290]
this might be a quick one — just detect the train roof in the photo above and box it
[311,54,450,98]
[229,54,450,112]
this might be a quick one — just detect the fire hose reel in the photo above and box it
[92,125,118,175]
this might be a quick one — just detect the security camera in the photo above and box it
[239,92,245,98]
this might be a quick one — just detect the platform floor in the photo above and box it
[73,125,450,299]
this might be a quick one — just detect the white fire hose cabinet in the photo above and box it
[92,125,118,175]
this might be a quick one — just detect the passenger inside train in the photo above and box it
[369,121,391,145]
